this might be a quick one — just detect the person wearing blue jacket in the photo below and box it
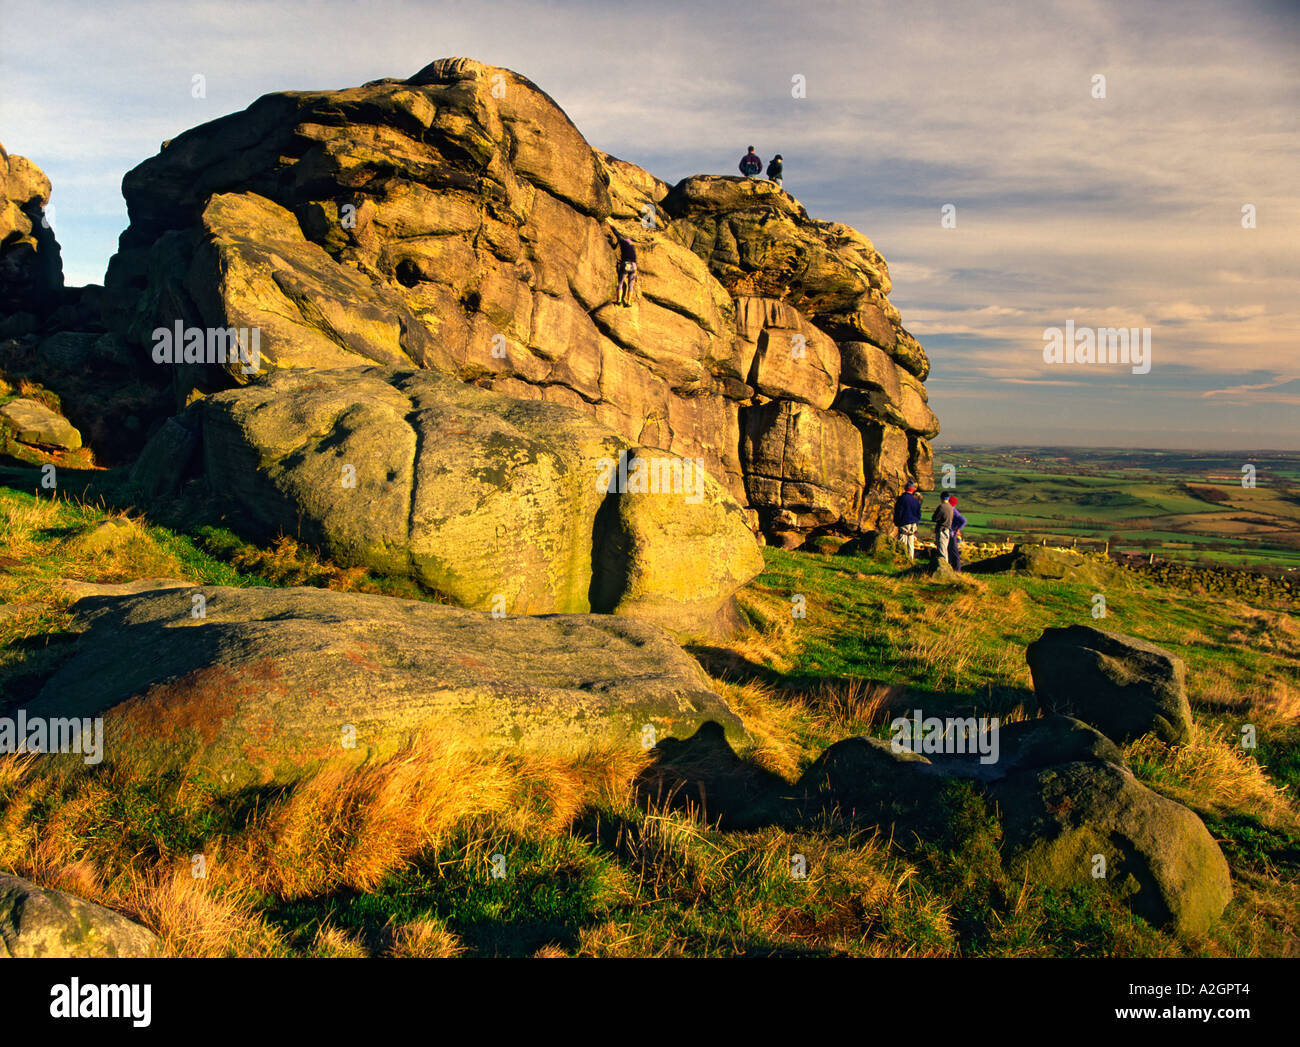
[891,481,923,560]
[947,494,967,572]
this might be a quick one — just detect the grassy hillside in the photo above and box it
[0,483,1297,957]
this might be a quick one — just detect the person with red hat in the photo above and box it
[947,494,967,572]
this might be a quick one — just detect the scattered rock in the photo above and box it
[1026,625,1193,745]
[0,397,81,450]
[968,543,1114,584]
[62,519,136,556]
[680,714,1229,937]
[28,585,747,790]
[0,874,161,958]
[837,530,909,565]
[128,412,200,498]
[991,760,1232,937]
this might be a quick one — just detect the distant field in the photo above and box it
[932,447,1300,572]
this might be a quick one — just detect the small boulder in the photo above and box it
[0,397,81,450]
[991,760,1232,937]
[968,543,1114,585]
[1026,625,1193,745]
[0,875,161,958]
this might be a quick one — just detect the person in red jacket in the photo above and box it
[947,495,967,572]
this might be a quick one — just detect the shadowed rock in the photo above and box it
[991,760,1232,937]
[643,714,1230,937]
[1026,624,1193,745]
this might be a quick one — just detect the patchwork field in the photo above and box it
[932,447,1300,572]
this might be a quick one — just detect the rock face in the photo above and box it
[1026,625,1194,745]
[0,144,63,317]
[26,586,747,791]
[104,57,936,539]
[0,875,161,958]
[168,366,762,629]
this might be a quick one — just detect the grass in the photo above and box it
[0,484,1298,956]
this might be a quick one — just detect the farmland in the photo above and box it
[930,447,1300,572]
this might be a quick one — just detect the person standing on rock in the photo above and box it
[947,495,967,572]
[605,220,639,307]
[931,491,955,566]
[892,481,923,560]
[739,146,763,178]
[766,154,784,187]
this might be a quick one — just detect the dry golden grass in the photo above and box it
[0,733,650,957]
[729,589,801,673]
[126,866,285,958]
[311,924,370,958]
[1127,723,1297,831]
[386,917,466,958]
[219,535,370,591]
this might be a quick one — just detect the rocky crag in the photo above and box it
[102,57,937,545]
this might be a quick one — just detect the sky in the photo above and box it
[2,0,1297,450]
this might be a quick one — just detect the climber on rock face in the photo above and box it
[605,220,639,307]
[739,146,763,178]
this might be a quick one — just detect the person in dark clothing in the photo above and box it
[766,154,783,187]
[931,494,954,565]
[947,495,967,572]
[891,481,922,560]
[739,146,763,178]
[605,221,639,306]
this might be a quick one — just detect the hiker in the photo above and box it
[766,153,783,187]
[947,495,967,572]
[739,146,763,178]
[891,481,922,560]
[931,491,955,566]
[605,221,639,306]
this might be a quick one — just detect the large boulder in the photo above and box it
[991,760,1232,937]
[25,585,747,790]
[190,366,761,630]
[1026,625,1194,745]
[0,875,161,958]
[103,58,937,540]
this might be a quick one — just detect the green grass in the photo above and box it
[2,483,1298,957]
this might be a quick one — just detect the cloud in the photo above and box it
[2,0,1296,446]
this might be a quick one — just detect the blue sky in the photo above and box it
[2,0,1297,449]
